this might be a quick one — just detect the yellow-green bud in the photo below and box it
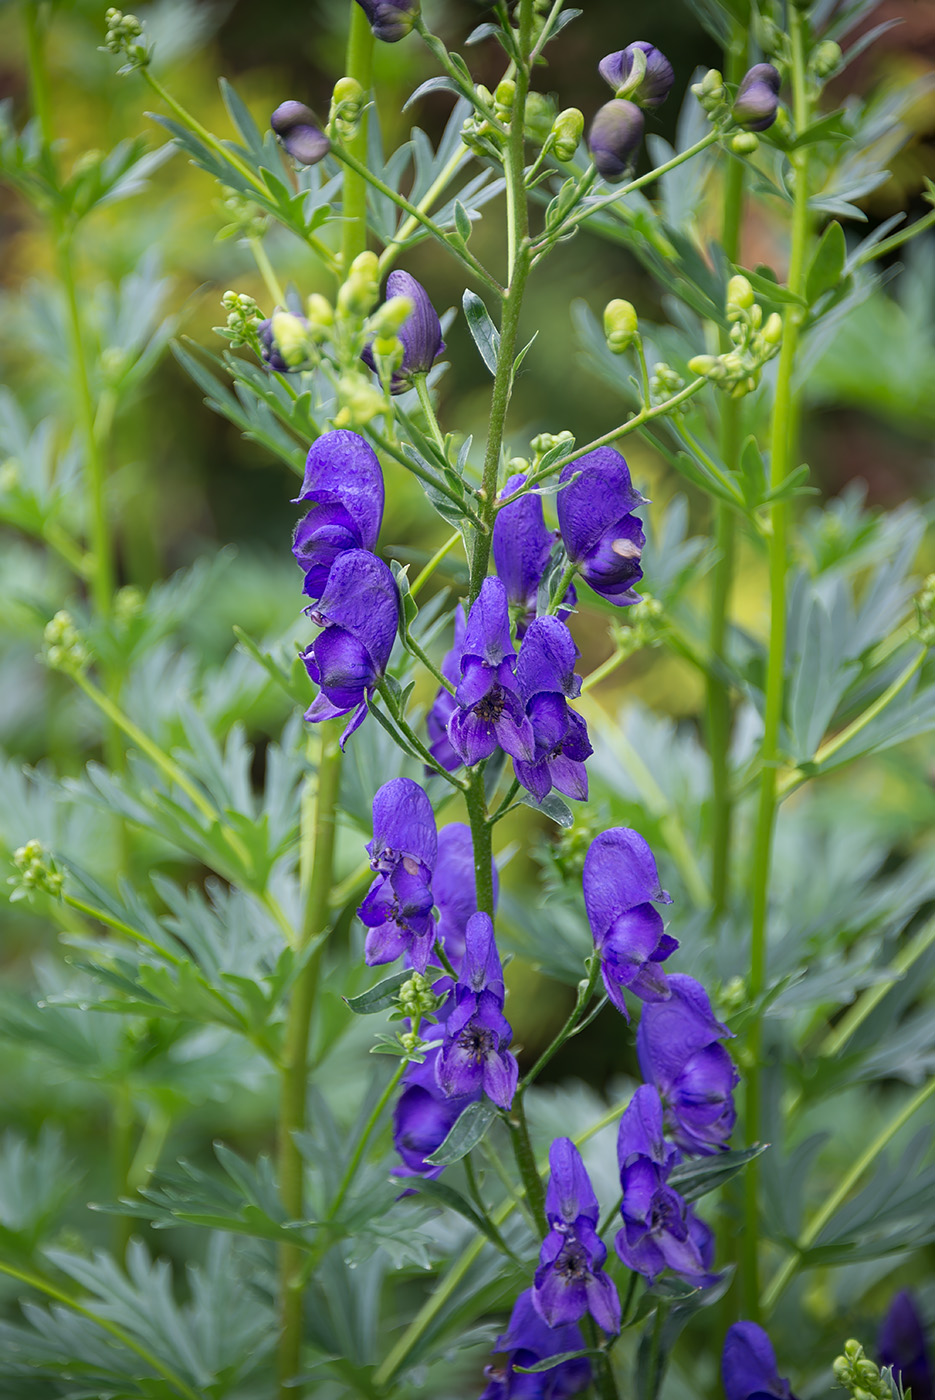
[115,585,144,624]
[731,132,759,155]
[727,274,755,314]
[331,76,365,139]
[762,312,783,344]
[495,79,515,116]
[603,298,639,354]
[551,107,584,162]
[399,1031,421,1054]
[811,40,842,79]
[333,76,363,108]
[531,429,574,455]
[338,250,381,318]
[334,370,385,428]
[306,293,334,337]
[508,456,530,475]
[692,68,725,110]
[270,311,311,368]
[372,335,404,373]
[369,294,414,339]
[687,353,717,376]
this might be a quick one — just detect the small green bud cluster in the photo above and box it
[337,251,381,319]
[810,41,843,81]
[650,362,686,407]
[217,192,269,243]
[334,371,386,429]
[102,8,150,69]
[221,290,262,349]
[615,594,664,659]
[43,611,88,673]
[916,572,935,646]
[270,311,313,369]
[832,1340,895,1400]
[397,973,443,1021]
[462,86,504,158]
[306,293,335,338]
[531,429,574,461]
[691,68,727,118]
[603,298,639,354]
[9,840,63,902]
[330,77,365,141]
[688,275,782,398]
[366,293,414,374]
[114,585,144,626]
[553,821,597,882]
[494,79,516,125]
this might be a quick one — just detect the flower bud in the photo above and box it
[731,132,759,155]
[270,311,312,368]
[733,64,781,132]
[762,312,783,344]
[338,250,381,317]
[599,41,674,108]
[604,299,639,353]
[687,354,717,376]
[727,274,755,316]
[330,76,365,139]
[369,294,414,340]
[361,271,444,393]
[551,108,584,162]
[355,0,419,42]
[305,293,335,337]
[692,68,725,111]
[811,40,842,79]
[270,101,330,165]
[588,99,644,182]
[334,370,386,427]
[494,79,515,119]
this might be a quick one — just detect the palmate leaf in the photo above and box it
[0,1126,79,1251]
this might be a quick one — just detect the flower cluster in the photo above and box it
[589,41,674,181]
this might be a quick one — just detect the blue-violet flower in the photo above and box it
[435,912,518,1108]
[393,1040,479,1179]
[292,429,384,603]
[493,473,575,635]
[732,64,781,132]
[556,447,645,606]
[514,617,592,802]
[582,827,676,1018]
[532,1137,621,1334]
[480,1289,591,1400]
[722,1321,797,1400]
[426,605,465,772]
[599,42,674,107]
[355,0,419,42]
[447,578,535,767]
[357,777,437,972]
[434,822,498,973]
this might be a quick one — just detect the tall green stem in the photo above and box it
[341,7,373,271]
[742,8,812,1319]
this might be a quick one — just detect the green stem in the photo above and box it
[367,427,484,527]
[127,1104,171,1192]
[520,957,601,1088]
[327,1060,407,1222]
[464,769,496,915]
[818,914,935,1060]
[409,529,462,598]
[547,560,577,615]
[413,373,448,457]
[376,679,466,785]
[506,1090,547,1236]
[111,1079,134,1259]
[854,206,935,266]
[405,629,454,694]
[341,6,373,271]
[63,892,184,965]
[742,7,812,1320]
[488,776,521,824]
[250,235,285,305]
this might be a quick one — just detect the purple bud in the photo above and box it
[588,99,644,182]
[722,1322,797,1400]
[733,64,781,132]
[598,42,674,108]
[879,1291,933,1400]
[361,271,445,393]
[270,100,330,165]
[355,0,419,42]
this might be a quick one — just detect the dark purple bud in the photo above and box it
[493,474,573,633]
[583,828,676,1018]
[722,1322,797,1400]
[426,606,466,773]
[480,1289,591,1400]
[355,0,419,42]
[291,430,384,602]
[434,823,498,972]
[557,447,645,606]
[270,100,330,165]
[533,1138,621,1334]
[302,549,399,747]
[879,1292,933,1400]
[733,64,781,132]
[588,99,645,182]
[361,271,445,393]
[598,42,674,107]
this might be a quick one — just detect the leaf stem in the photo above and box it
[379,144,471,274]
[327,1060,408,1222]
[409,529,462,597]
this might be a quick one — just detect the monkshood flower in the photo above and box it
[582,828,676,1018]
[291,430,384,603]
[723,1322,797,1400]
[447,578,535,768]
[393,1041,479,1179]
[733,64,781,132]
[361,271,445,393]
[514,618,592,802]
[599,42,674,107]
[637,974,739,1155]
[556,448,645,606]
[879,1291,933,1400]
[492,473,575,635]
[588,100,645,182]
[355,0,419,42]
[532,1137,621,1334]
[616,1085,715,1287]
[302,549,399,746]
[426,605,465,772]
[270,100,330,165]
[435,912,518,1108]
[480,1289,591,1400]
[434,822,498,972]
[357,777,437,972]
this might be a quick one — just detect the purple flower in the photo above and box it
[480,1289,591,1400]
[435,912,518,1109]
[615,1086,715,1287]
[355,0,419,42]
[357,777,437,972]
[582,828,676,1019]
[434,822,498,972]
[722,1322,797,1400]
[879,1292,933,1400]
[733,64,781,132]
[302,549,399,747]
[557,447,645,607]
[588,100,645,182]
[270,100,330,165]
[637,974,739,1156]
[532,1138,621,1334]
[291,430,384,603]
[447,578,535,768]
[393,1040,479,1178]
[492,474,575,635]
[514,618,593,802]
[426,605,466,772]
[598,42,674,107]
[361,271,445,393]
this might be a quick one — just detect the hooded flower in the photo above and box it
[722,1322,797,1400]
[291,430,385,603]
[361,271,445,393]
[878,1291,933,1400]
[355,0,419,42]
[588,100,645,182]
[532,1138,621,1334]
[492,474,575,634]
[270,100,330,165]
[302,549,399,747]
[480,1289,591,1400]
[557,447,645,606]
[598,42,674,107]
[447,578,535,768]
[357,777,437,972]
[732,64,781,132]
[514,618,593,802]
[393,1040,479,1179]
[615,1086,715,1287]
[435,912,518,1108]
[426,605,466,772]
[434,822,498,973]
[637,974,739,1155]
[582,828,676,1019]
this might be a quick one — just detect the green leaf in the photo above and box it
[427,1097,498,1165]
[668,1144,769,1202]
[454,199,472,242]
[344,970,411,1014]
[517,789,575,829]
[462,289,500,375]
[806,221,847,304]
[741,266,807,306]
[515,1349,602,1374]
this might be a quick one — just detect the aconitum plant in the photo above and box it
[1,1,935,1399]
